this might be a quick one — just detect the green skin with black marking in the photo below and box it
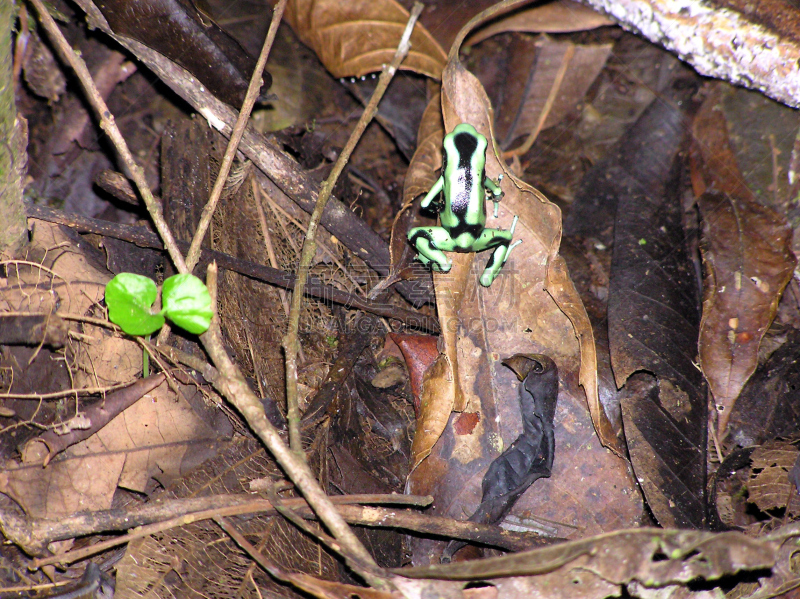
[408,123,520,287]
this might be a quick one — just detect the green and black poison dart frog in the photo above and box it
[407,123,521,287]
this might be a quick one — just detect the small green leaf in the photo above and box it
[162,274,212,334]
[105,273,165,336]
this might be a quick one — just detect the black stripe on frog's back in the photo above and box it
[454,131,479,169]
[449,131,481,216]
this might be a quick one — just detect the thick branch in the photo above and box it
[579,0,800,108]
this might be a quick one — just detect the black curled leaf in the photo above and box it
[442,354,558,562]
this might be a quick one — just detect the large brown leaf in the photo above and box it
[405,21,639,565]
[604,80,708,528]
[284,0,447,79]
[691,88,797,436]
[95,0,269,107]
[496,36,612,154]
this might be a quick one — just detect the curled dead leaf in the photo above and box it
[466,0,613,46]
[284,0,447,79]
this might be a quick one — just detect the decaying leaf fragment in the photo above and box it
[442,354,558,561]
[284,0,447,79]
[692,89,796,436]
[747,440,799,516]
[396,528,776,599]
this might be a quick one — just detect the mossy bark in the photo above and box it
[0,2,27,257]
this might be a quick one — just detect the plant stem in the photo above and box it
[283,2,424,455]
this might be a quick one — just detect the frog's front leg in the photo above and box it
[472,216,522,287]
[420,176,445,212]
[408,226,454,273]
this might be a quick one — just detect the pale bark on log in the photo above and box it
[0,4,28,257]
[579,0,800,108]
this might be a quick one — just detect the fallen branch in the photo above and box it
[12,493,432,564]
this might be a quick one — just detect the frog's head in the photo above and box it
[443,123,488,172]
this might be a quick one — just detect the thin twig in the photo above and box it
[283,2,424,456]
[28,0,187,274]
[154,0,286,346]
[184,0,288,273]
[252,180,291,318]
[0,382,135,400]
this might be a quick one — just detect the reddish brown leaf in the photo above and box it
[692,88,796,437]
[284,0,447,79]
[389,332,439,414]
[696,190,796,434]
[453,411,480,435]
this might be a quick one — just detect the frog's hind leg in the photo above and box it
[408,226,453,273]
[472,216,522,287]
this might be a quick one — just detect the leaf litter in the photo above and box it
[4,0,800,597]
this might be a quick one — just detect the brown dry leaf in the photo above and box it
[406,49,638,562]
[466,0,613,46]
[747,440,799,515]
[691,88,796,436]
[396,528,775,598]
[284,0,447,79]
[0,440,126,520]
[0,384,219,518]
[94,384,222,492]
[411,348,457,473]
[401,96,446,210]
[497,37,612,153]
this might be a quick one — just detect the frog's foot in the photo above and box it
[408,227,453,273]
[475,217,522,287]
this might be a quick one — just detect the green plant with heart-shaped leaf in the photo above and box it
[105,273,212,336]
